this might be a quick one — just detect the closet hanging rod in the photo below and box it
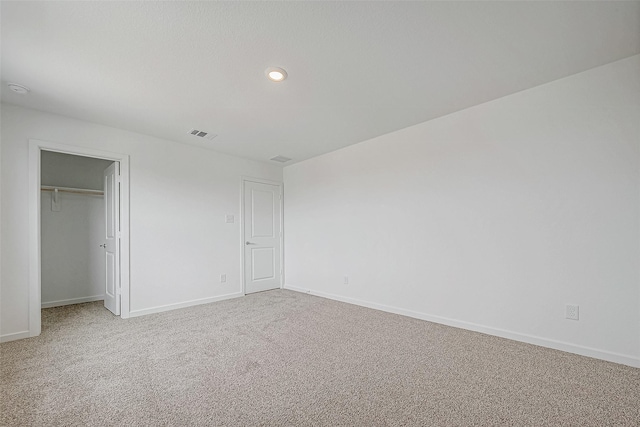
[41,185,104,196]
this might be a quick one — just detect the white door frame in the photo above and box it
[240,176,284,295]
[28,139,131,337]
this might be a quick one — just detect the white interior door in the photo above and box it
[244,180,282,294]
[103,162,120,315]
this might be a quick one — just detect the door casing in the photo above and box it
[28,139,131,338]
[240,176,284,295]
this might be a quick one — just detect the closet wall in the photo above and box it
[41,151,113,307]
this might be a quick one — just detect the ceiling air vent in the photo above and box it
[188,129,217,141]
[270,155,292,163]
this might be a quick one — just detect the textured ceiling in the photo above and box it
[2,1,639,165]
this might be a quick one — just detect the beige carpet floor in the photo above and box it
[1,289,639,426]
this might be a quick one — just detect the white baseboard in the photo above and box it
[128,292,244,318]
[284,284,640,369]
[41,295,104,308]
[0,330,31,343]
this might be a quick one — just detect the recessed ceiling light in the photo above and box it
[7,83,30,95]
[265,67,287,82]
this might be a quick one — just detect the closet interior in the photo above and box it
[40,151,114,309]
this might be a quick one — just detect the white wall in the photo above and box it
[1,104,282,339]
[284,55,640,367]
[41,151,113,190]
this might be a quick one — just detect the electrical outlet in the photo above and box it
[220,274,227,283]
[565,304,579,320]
[344,276,349,285]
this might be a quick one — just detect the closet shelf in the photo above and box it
[41,185,104,196]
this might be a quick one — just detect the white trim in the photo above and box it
[240,178,245,295]
[41,295,104,309]
[28,142,42,337]
[1,331,31,343]
[280,182,285,289]
[128,292,243,317]
[240,176,282,187]
[28,139,132,341]
[240,177,284,296]
[284,284,640,369]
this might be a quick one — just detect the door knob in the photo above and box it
[245,241,256,245]
[99,243,106,248]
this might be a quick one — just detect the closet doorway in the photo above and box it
[28,140,131,338]
[40,151,117,313]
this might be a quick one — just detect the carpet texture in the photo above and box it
[1,289,639,426]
